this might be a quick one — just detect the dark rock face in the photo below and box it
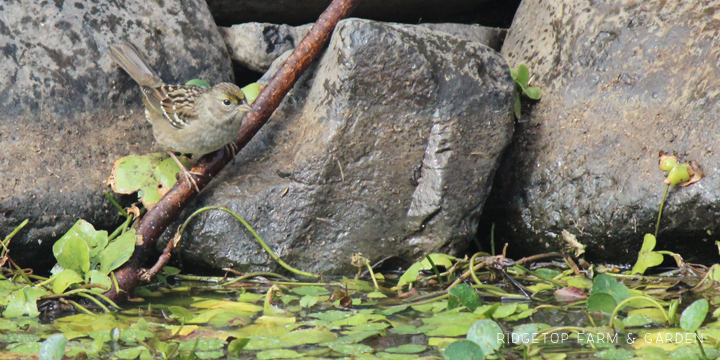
[491,1,720,263]
[221,22,507,73]
[172,19,515,274]
[207,0,521,28]
[0,0,232,268]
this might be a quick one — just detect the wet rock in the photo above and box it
[222,22,507,73]
[220,23,313,72]
[207,0,521,28]
[170,19,515,274]
[488,0,720,263]
[0,0,232,269]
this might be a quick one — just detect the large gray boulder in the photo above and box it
[0,0,232,268]
[492,0,720,263]
[221,22,507,72]
[171,19,515,274]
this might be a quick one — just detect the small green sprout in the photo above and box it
[510,64,542,118]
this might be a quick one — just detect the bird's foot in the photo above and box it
[168,151,201,192]
[225,143,239,165]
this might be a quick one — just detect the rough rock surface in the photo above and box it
[207,0,520,28]
[170,19,515,274]
[222,22,507,73]
[220,23,313,72]
[489,0,720,263]
[0,0,232,268]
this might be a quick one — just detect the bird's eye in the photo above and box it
[222,99,232,106]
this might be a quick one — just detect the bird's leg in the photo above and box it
[167,151,201,192]
[225,143,239,165]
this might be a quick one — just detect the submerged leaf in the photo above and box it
[39,334,67,360]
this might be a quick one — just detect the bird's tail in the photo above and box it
[108,42,164,87]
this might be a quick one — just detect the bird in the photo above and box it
[108,42,252,192]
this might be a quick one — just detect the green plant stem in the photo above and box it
[104,191,127,217]
[425,255,443,285]
[222,272,293,285]
[695,331,708,360]
[384,293,450,309]
[66,299,94,315]
[364,263,381,290]
[76,292,111,313]
[513,264,565,287]
[655,183,670,238]
[1,219,28,258]
[490,223,496,256]
[609,296,671,326]
[11,262,33,285]
[179,206,318,278]
[468,253,483,286]
[92,291,122,310]
[108,214,134,242]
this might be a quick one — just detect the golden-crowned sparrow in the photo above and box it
[109,42,252,191]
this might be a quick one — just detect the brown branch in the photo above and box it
[104,0,362,302]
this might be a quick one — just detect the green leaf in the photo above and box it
[523,86,542,100]
[256,349,303,359]
[587,293,617,314]
[39,334,67,360]
[511,324,539,346]
[510,68,518,81]
[114,346,145,360]
[448,283,482,311]
[466,319,503,355]
[680,299,709,332]
[53,232,90,275]
[591,274,630,304]
[109,154,165,194]
[330,343,374,355]
[88,270,112,292]
[153,156,190,190]
[443,340,484,360]
[385,344,426,353]
[299,295,318,308]
[241,83,262,105]
[516,64,530,87]
[52,269,84,294]
[99,230,136,274]
[163,266,181,275]
[228,338,250,355]
[177,338,225,351]
[631,234,665,275]
[3,287,48,317]
[291,286,329,296]
[513,92,522,118]
[185,79,211,87]
[169,306,195,322]
[398,254,455,287]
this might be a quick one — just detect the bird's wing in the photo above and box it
[142,85,204,129]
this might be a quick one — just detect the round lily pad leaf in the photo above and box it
[443,340,484,360]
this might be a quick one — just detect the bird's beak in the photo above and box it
[239,100,253,113]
